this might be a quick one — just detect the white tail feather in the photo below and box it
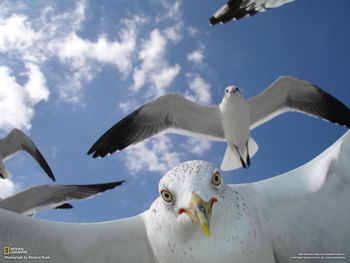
[248,137,259,159]
[220,137,259,171]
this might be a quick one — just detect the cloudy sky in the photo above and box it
[0,0,349,222]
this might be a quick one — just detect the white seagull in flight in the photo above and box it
[1,132,350,262]
[0,129,55,181]
[0,181,125,216]
[209,0,295,25]
[88,76,350,171]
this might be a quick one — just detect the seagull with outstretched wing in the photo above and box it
[0,128,55,181]
[88,76,350,171]
[0,181,125,216]
[209,0,295,25]
[1,132,350,262]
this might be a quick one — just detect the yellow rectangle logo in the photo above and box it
[3,246,10,255]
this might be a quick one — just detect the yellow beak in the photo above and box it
[178,192,217,238]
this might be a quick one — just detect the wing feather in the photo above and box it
[0,181,125,215]
[232,131,350,261]
[248,76,350,130]
[0,209,156,263]
[88,93,224,158]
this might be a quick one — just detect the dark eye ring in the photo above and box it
[160,189,174,203]
[211,171,222,187]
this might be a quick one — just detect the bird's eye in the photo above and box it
[225,89,229,93]
[160,189,174,203]
[211,171,222,187]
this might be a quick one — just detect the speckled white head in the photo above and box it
[146,160,269,263]
[158,160,221,211]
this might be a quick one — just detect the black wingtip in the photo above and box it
[54,203,73,209]
[209,16,219,25]
[311,84,350,129]
[87,146,94,156]
[50,173,56,182]
[87,145,103,158]
[35,148,56,182]
[81,180,127,192]
[45,168,56,182]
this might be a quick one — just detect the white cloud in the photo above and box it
[187,26,199,37]
[163,22,182,43]
[183,138,212,156]
[55,15,145,103]
[181,73,213,156]
[0,0,189,176]
[0,179,16,199]
[24,63,49,104]
[0,1,86,108]
[0,65,49,132]
[0,14,39,53]
[55,16,142,75]
[130,29,180,98]
[185,74,212,104]
[152,65,181,96]
[0,1,146,105]
[156,0,182,22]
[123,135,181,175]
[187,45,205,66]
[118,99,139,113]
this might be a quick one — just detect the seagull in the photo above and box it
[0,181,125,216]
[209,0,295,25]
[1,132,350,262]
[88,76,350,171]
[0,128,55,181]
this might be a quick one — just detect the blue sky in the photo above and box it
[0,0,349,223]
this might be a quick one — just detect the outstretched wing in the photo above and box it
[248,76,350,130]
[0,181,125,216]
[88,93,224,158]
[209,0,294,25]
[0,209,156,263]
[232,131,350,261]
[0,128,55,181]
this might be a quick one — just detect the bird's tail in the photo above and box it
[220,137,259,171]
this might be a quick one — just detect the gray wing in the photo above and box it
[0,209,156,263]
[209,0,294,25]
[0,128,55,181]
[0,181,125,216]
[88,93,224,158]
[248,76,350,130]
[232,131,350,262]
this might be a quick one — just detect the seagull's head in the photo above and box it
[147,160,257,262]
[154,160,225,238]
[224,85,241,101]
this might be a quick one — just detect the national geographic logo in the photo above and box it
[3,246,10,255]
[2,246,51,261]
[2,246,28,255]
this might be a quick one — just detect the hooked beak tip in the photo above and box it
[201,222,211,238]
